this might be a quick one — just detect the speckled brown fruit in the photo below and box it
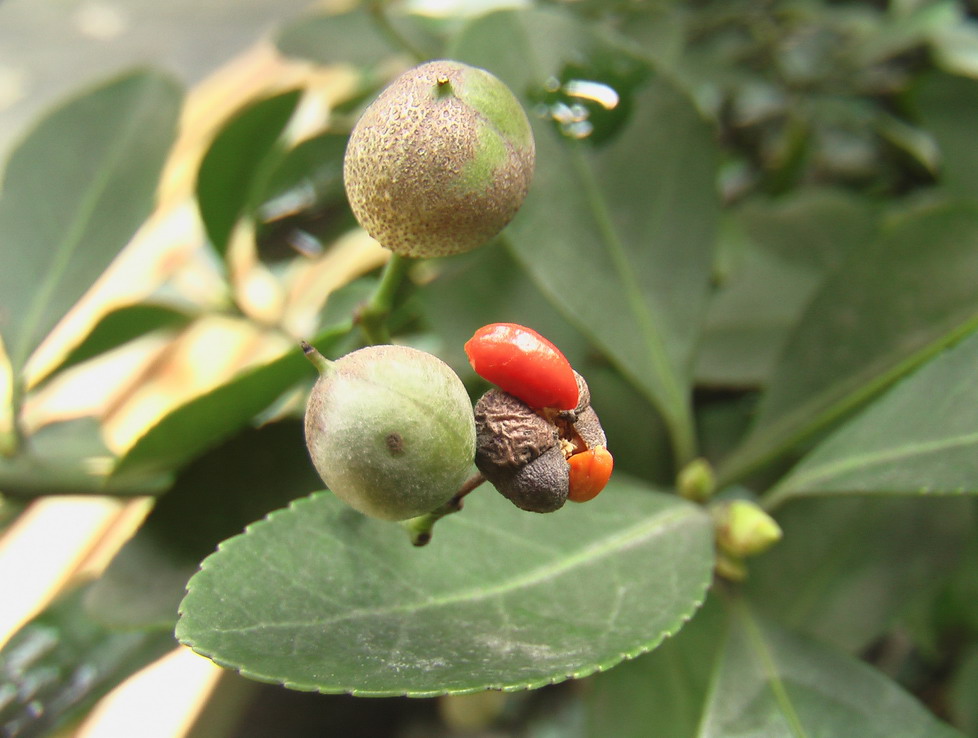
[304,344,476,521]
[343,60,535,258]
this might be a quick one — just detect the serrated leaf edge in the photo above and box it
[176,491,714,697]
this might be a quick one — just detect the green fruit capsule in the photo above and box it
[343,59,535,258]
[303,343,476,521]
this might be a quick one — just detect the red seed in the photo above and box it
[567,446,614,502]
[464,323,578,410]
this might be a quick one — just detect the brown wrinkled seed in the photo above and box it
[493,445,569,513]
[474,389,557,472]
[474,373,607,513]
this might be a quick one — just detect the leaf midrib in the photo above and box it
[776,429,978,495]
[200,503,700,635]
[11,81,158,373]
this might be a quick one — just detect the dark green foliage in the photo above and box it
[3,0,978,734]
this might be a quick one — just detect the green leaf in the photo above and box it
[87,421,323,630]
[0,69,182,377]
[697,190,877,387]
[697,601,962,738]
[110,321,352,482]
[0,586,174,738]
[176,477,713,696]
[0,418,168,497]
[746,497,974,652]
[720,201,978,485]
[275,6,438,67]
[253,131,354,263]
[451,8,720,465]
[41,302,194,383]
[196,90,301,258]
[583,596,726,738]
[913,72,978,197]
[949,646,978,736]
[771,329,978,502]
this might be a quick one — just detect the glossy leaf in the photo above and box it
[0,70,182,376]
[697,602,961,738]
[451,7,720,464]
[176,477,714,696]
[720,201,978,485]
[0,586,174,738]
[772,329,978,502]
[196,90,301,258]
[88,422,322,629]
[746,496,974,652]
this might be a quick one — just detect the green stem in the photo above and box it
[300,340,334,375]
[367,0,426,63]
[402,472,486,546]
[358,253,411,345]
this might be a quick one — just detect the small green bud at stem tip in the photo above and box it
[678,458,715,502]
[713,500,783,558]
[300,341,333,375]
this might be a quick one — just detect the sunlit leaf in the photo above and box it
[176,477,713,696]
[41,302,194,383]
[0,418,167,497]
[196,90,301,258]
[109,278,369,484]
[0,586,174,738]
[0,70,181,377]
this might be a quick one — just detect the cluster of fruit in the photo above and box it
[302,61,611,530]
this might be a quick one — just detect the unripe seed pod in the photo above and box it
[343,60,535,258]
[304,344,476,521]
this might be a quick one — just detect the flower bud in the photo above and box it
[713,500,783,558]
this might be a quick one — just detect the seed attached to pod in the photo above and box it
[343,60,535,258]
[465,323,578,411]
[567,447,614,503]
[303,343,476,521]
[473,366,611,513]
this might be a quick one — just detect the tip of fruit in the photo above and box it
[301,341,332,374]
